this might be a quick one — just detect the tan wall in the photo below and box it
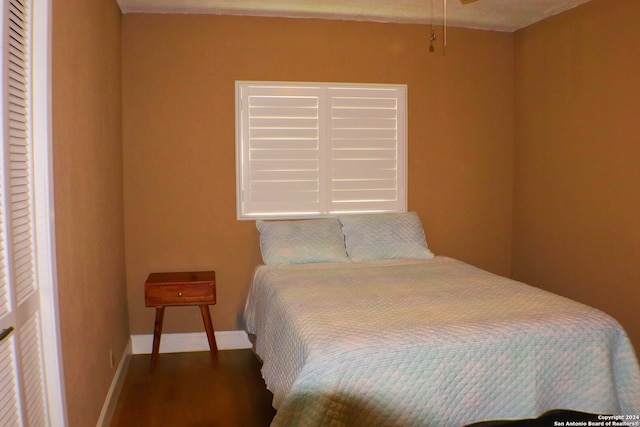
[122,15,514,334]
[52,0,129,425]
[513,0,640,354]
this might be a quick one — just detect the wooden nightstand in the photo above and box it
[144,271,218,370]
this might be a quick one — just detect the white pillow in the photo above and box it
[338,212,435,262]
[256,218,349,265]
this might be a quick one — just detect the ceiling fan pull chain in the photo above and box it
[428,0,446,54]
[429,0,436,52]
[430,28,436,52]
[443,0,447,53]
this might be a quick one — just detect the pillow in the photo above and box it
[338,212,435,262]
[256,218,349,265]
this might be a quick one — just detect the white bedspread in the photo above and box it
[244,257,640,426]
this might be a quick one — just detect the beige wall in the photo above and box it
[513,0,640,354]
[52,0,129,425]
[121,15,514,334]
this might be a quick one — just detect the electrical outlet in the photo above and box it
[109,348,115,369]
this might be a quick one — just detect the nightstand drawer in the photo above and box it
[145,282,216,306]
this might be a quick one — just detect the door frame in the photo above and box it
[32,0,68,425]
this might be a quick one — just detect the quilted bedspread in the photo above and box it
[244,257,640,426]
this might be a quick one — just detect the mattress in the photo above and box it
[244,257,640,426]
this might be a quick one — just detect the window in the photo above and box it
[236,81,407,220]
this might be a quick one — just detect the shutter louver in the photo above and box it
[240,85,323,217]
[6,0,35,305]
[328,87,405,213]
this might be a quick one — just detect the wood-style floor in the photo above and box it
[110,350,276,427]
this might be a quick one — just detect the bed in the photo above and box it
[244,213,640,427]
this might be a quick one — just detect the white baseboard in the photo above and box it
[96,338,132,427]
[130,330,252,354]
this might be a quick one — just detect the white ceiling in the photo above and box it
[116,0,594,32]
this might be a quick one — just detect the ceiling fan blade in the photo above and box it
[460,0,480,4]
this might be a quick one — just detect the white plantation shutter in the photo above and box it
[238,85,324,216]
[236,82,406,219]
[328,86,405,213]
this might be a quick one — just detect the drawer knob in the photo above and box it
[178,292,183,297]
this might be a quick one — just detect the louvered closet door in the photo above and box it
[0,0,49,425]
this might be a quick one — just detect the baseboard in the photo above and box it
[96,338,132,427]
[130,330,252,354]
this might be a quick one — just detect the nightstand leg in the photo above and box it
[150,306,165,371]
[199,305,219,366]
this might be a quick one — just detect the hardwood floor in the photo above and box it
[110,350,276,427]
